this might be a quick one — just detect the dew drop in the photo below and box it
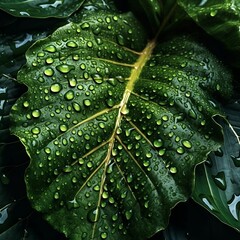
[23,101,29,108]
[117,35,125,46]
[54,192,60,199]
[231,154,240,167]
[56,64,74,74]
[153,139,163,148]
[50,83,62,93]
[170,166,177,174]
[59,124,68,132]
[92,74,103,84]
[44,68,54,77]
[101,232,108,239]
[87,207,100,223]
[81,22,90,29]
[72,102,81,112]
[67,41,78,48]
[63,165,72,173]
[177,147,184,154]
[106,98,114,108]
[84,99,91,106]
[182,140,192,149]
[31,127,40,135]
[125,210,132,220]
[64,90,74,100]
[158,148,166,156]
[46,57,54,64]
[44,45,56,53]
[32,109,41,118]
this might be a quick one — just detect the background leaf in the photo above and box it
[0,0,86,18]
[10,2,233,239]
[177,0,240,68]
[192,101,240,231]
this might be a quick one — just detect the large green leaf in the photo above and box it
[10,5,233,240]
[193,103,240,231]
[0,0,86,18]
[177,0,240,68]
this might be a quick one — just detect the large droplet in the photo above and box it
[87,207,100,223]
[50,83,62,93]
[56,64,74,74]
[44,45,56,53]
[32,109,41,118]
[182,140,192,149]
[153,139,163,148]
[44,68,54,77]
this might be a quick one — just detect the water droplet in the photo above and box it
[170,166,177,174]
[23,101,29,108]
[153,139,163,148]
[101,232,108,239]
[56,64,74,74]
[44,68,54,77]
[44,45,56,53]
[32,109,41,118]
[50,83,62,93]
[31,127,40,135]
[214,148,223,157]
[84,99,91,106]
[125,210,132,220]
[46,57,54,64]
[87,41,93,48]
[92,74,103,84]
[177,147,184,154]
[67,41,78,48]
[182,140,192,149]
[117,35,125,46]
[158,148,166,156]
[87,207,100,223]
[213,171,226,191]
[106,98,114,108]
[59,124,68,132]
[112,212,118,221]
[64,90,74,100]
[72,102,81,112]
[81,22,90,29]
[54,192,60,199]
[63,165,72,173]
[210,10,217,17]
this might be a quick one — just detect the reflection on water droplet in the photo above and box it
[231,154,240,167]
[170,166,177,174]
[84,99,91,106]
[60,124,68,132]
[67,41,78,48]
[63,165,72,173]
[31,127,40,135]
[153,139,163,148]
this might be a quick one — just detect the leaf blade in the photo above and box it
[10,7,233,240]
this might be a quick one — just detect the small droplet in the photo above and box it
[54,192,60,199]
[31,127,40,135]
[46,57,54,64]
[170,166,177,174]
[117,35,125,46]
[177,147,184,154]
[56,64,74,74]
[23,101,29,108]
[125,210,132,220]
[101,232,108,239]
[72,102,81,112]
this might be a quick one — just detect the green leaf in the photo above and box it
[10,6,233,240]
[193,104,240,231]
[177,0,240,68]
[0,0,86,18]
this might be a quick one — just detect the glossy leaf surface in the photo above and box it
[0,0,86,18]
[10,6,232,240]
[178,0,240,68]
[193,102,240,231]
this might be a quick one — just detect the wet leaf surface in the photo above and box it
[10,3,233,240]
[0,0,86,18]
